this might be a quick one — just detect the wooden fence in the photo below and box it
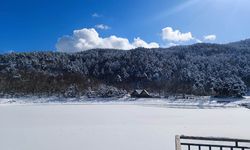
[175,135,250,150]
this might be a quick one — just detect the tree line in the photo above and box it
[0,39,250,97]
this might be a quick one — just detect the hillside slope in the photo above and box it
[1,40,250,97]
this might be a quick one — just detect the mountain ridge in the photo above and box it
[1,39,250,98]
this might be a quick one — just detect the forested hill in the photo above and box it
[1,39,250,98]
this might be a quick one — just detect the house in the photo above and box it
[140,89,151,98]
[131,90,142,97]
[131,89,151,98]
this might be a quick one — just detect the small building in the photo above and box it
[131,90,142,97]
[131,89,151,98]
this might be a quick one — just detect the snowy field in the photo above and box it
[0,103,250,150]
[1,96,250,108]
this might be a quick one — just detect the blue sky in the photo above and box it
[1,0,250,53]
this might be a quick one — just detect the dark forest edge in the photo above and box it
[1,39,250,98]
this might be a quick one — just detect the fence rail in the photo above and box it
[175,135,250,150]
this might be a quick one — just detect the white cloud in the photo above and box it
[95,24,110,30]
[132,37,159,48]
[161,42,179,48]
[167,42,179,47]
[162,27,193,42]
[196,39,203,43]
[56,28,159,52]
[92,13,101,18]
[203,34,216,41]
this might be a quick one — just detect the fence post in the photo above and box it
[175,135,182,150]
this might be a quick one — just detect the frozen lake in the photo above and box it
[0,104,250,150]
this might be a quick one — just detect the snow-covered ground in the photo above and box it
[0,103,250,150]
[1,96,250,108]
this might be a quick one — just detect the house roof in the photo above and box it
[132,89,150,95]
[134,90,143,94]
[131,89,151,98]
[141,89,149,95]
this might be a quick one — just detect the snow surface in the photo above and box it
[0,103,250,150]
[1,96,250,108]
